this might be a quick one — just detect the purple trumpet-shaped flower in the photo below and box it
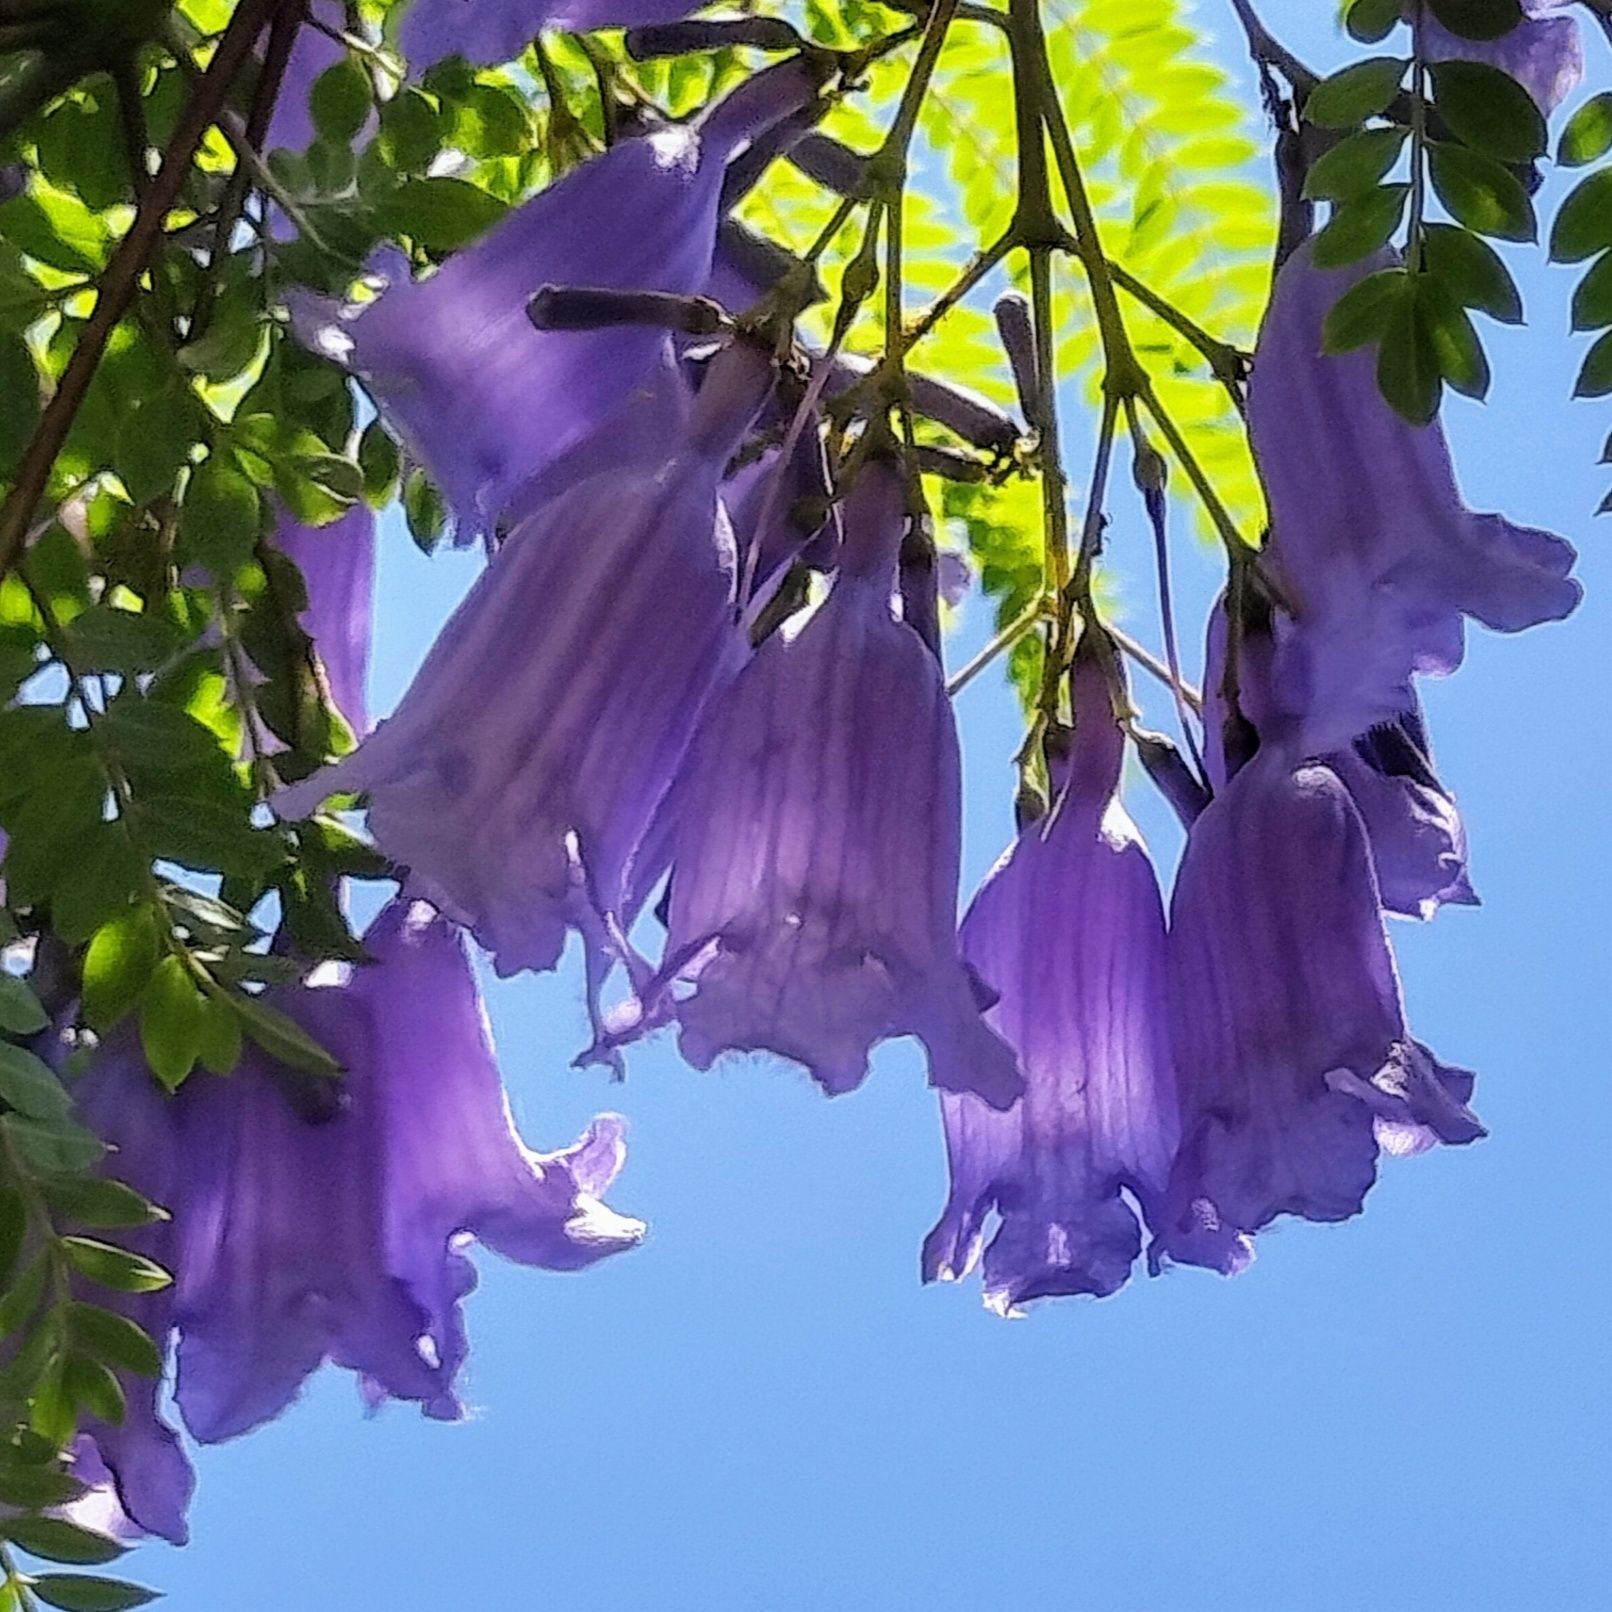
[1152,746,1483,1277]
[290,61,821,535]
[1247,242,1579,753]
[71,901,640,1529]
[401,0,704,72]
[272,502,376,735]
[1419,1,1582,113]
[275,341,777,978]
[924,657,1177,1311]
[614,459,1022,1108]
[1204,604,1474,920]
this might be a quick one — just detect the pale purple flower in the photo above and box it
[611,459,1022,1109]
[275,341,777,978]
[290,61,821,535]
[273,502,376,734]
[1420,0,1582,113]
[1151,749,1483,1276]
[71,900,640,1524]
[1247,242,1579,754]
[924,657,1176,1311]
[402,0,705,71]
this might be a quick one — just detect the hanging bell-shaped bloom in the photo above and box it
[924,655,1177,1311]
[290,61,822,536]
[1326,706,1476,920]
[1419,0,1582,113]
[611,458,1021,1108]
[272,502,376,735]
[401,0,704,72]
[275,341,776,978]
[70,901,640,1524]
[1152,747,1483,1277]
[1204,602,1474,920]
[1247,242,1579,753]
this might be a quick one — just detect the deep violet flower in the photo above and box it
[610,458,1022,1109]
[401,0,704,72]
[924,656,1176,1311]
[275,341,778,979]
[1246,242,1579,754]
[1151,747,1483,1277]
[71,900,640,1531]
[290,60,822,535]
[273,502,376,735]
[1419,1,1582,113]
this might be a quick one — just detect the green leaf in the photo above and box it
[309,59,372,145]
[3,1113,104,1174]
[0,1184,25,1289]
[0,1465,84,1510]
[1302,126,1408,202]
[1428,59,1545,163]
[1377,284,1442,424]
[1304,57,1407,128]
[101,698,228,776]
[358,420,400,506]
[137,956,205,1091]
[0,974,49,1036]
[1559,92,1612,168]
[0,334,42,480]
[1426,0,1523,40]
[379,176,508,252]
[377,85,443,171]
[182,454,263,576]
[59,1237,172,1296]
[229,991,342,1078]
[63,1351,127,1426]
[1425,141,1535,241]
[0,1251,49,1337]
[1570,252,1612,332]
[1420,222,1524,323]
[0,187,109,274]
[1310,183,1410,268]
[1550,170,1612,263]
[0,1516,127,1567]
[1322,266,1409,352]
[82,909,162,1033]
[1420,278,1491,398]
[403,467,448,552]
[66,1304,163,1379]
[42,1177,167,1231]
[130,796,286,879]
[1573,328,1612,398]
[192,989,243,1077]
[1346,0,1402,44]
[0,1043,73,1121]
[30,1575,161,1611]
[64,604,179,677]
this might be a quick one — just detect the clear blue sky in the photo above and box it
[139,9,1611,1608]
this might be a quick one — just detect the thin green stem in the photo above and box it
[1407,8,1428,275]
[946,595,1048,695]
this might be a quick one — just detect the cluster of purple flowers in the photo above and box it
[69,1,1583,1544]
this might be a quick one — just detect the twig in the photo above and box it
[0,0,285,582]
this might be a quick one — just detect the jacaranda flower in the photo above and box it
[290,61,821,536]
[1247,242,1579,753]
[273,502,376,735]
[72,900,640,1532]
[1151,745,1483,1277]
[610,458,1022,1109]
[275,340,778,979]
[401,0,703,72]
[1419,0,1582,113]
[924,654,1176,1311]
